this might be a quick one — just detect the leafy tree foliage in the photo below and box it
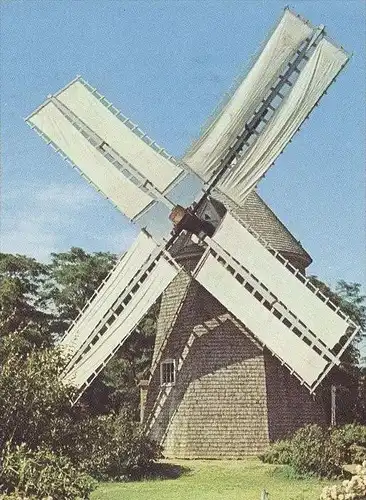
[0,339,75,450]
[0,341,160,497]
[310,277,366,423]
[82,302,159,416]
[0,249,117,348]
[47,247,117,329]
[0,253,53,350]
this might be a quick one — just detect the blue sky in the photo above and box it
[1,0,365,297]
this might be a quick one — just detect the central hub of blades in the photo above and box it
[169,205,215,237]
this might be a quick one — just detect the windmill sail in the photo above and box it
[182,9,314,182]
[219,38,349,205]
[61,237,181,394]
[61,231,159,361]
[194,213,359,391]
[27,100,153,219]
[212,213,349,348]
[54,79,183,194]
[195,254,329,387]
[26,77,185,221]
[182,9,349,210]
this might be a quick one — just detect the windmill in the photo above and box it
[26,8,360,458]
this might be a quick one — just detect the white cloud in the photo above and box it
[4,181,97,208]
[1,215,60,261]
[33,182,97,207]
[1,180,136,261]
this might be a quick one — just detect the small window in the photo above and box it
[160,359,175,386]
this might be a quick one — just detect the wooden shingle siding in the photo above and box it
[145,190,325,458]
[213,189,312,271]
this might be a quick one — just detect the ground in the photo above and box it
[91,459,334,500]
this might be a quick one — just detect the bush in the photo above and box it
[260,424,366,479]
[320,461,366,500]
[0,343,77,451]
[330,424,366,465]
[0,343,162,491]
[0,443,96,500]
[259,440,292,465]
[59,410,162,481]
[289,425,342,478]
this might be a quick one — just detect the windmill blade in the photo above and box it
[60,231,159,361]
[26,77,185,222]
[182,8,314,182]
[195,253,328,389]
[26,100,153,219]
[62,246,181,395]
[218,38,349,205]
[193,213,359,391]
[54,78,184,194]
[213,213,350,348]
[64,255,180,394]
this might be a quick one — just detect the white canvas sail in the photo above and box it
[219,38,349,205]
[213,213,350,348]
[61,231,159,360]
[195,253,328,387]
[55,78,184,193]
[182,9,313,182]
[63,256,180,390]
[27,102,154,219]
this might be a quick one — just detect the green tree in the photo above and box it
[0,338,160,497]
[48,247,117,328]
[310,277,366,423]
[0,340,76,450]
[0,253,53,351]
[47,247,156,416]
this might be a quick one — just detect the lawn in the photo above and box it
[91,459,334,500]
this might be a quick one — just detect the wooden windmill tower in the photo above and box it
[26,8,359,458]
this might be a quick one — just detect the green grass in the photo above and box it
[91,459,334,500]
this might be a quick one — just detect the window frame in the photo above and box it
[160,358,176,387]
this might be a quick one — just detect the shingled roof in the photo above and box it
[212,189,312,270]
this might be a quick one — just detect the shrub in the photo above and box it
[330,424,366,465]
[320,461,366,500]
[0,343,77,451]
[0,343,161,489]
[289,425,342,478]
[259,439,292,465]
[260,424,366,479]
[59,410,162,481]
[0,443,96,500]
